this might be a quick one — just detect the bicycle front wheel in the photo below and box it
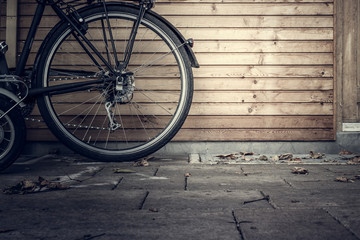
[36,4,193,161]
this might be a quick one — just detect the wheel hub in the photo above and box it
[114,72,135,104]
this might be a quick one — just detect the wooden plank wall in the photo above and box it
[157,0,335,141]
[2,0,335,141]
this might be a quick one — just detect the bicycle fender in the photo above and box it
[33,1,199,75]
[91,2,200,68]
[146,9,200,68]
[104,2,200,68]
[0,88,25,107]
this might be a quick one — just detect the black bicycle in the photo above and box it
[0,0,199,171]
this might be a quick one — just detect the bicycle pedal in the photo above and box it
[0,42,8,55]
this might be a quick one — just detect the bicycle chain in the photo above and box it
[25,117,110,131]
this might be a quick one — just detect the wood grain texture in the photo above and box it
[12,0,336,141]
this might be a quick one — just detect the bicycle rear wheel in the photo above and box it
[36,4,193,161]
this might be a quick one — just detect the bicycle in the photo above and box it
[0,0,199,171]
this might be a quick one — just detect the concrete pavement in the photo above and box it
[0,153,359,240]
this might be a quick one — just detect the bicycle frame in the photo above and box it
[1,0,154,98]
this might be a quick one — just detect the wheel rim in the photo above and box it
[0,111,15,160]
[41,10,190,156]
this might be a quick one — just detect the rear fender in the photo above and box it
[33,1,199,78]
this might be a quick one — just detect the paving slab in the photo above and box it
[233,208,358,240]
[143,189,272,211]
[263,188,360,208]
[0,210,241,240]
[326,206,360,238]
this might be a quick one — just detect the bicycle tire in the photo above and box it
[36,4,193,161]
[0,99,26,171]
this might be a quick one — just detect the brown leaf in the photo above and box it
[335,177,354,183]
[279,153,293,160]
[346,157,360,165]
[310,151,324,159]
[339,149,353,155]
[149,208,159,212]
[3,177,69,194]
[291,167,308,174]
[216,153,239,160]
[133,159,150,167]
[240,152,254,156]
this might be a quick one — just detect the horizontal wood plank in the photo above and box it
[21,40,334,54]
[26,115,334,129]
[30,102,333,116]
[194,78,333,90]
[153,3,334,16]
[26,128,335,141]
[193,66,333,78]
[45,90,333,103]
[16,28,334,41]
[17,15,334,28]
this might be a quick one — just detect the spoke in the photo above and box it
[93,26,116,69]
[81,98,105,141]
[93,115,109,146]
[135,89,176,116]
[133,42,186,74]
[128,101,151,141]
[61,39,103,70]
[58,91,105,117]
[129,28,152,64]
[75,94,106,139]
[1,121,9,128]
[115,103,128,144]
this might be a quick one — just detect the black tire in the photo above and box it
[0,99,26,171]
[36,4,193,161]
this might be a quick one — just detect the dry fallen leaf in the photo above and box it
[346,157,360,165]
[3,177,69,195]
[279,153,293,160]
[291,167,309,174]
[216,153,239,160]
[133,157,152,167]
[149,208,159,212]
[339,149,353,155]
[310,151,324,159]
[240,152,254,156]
[335,177,354,183]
